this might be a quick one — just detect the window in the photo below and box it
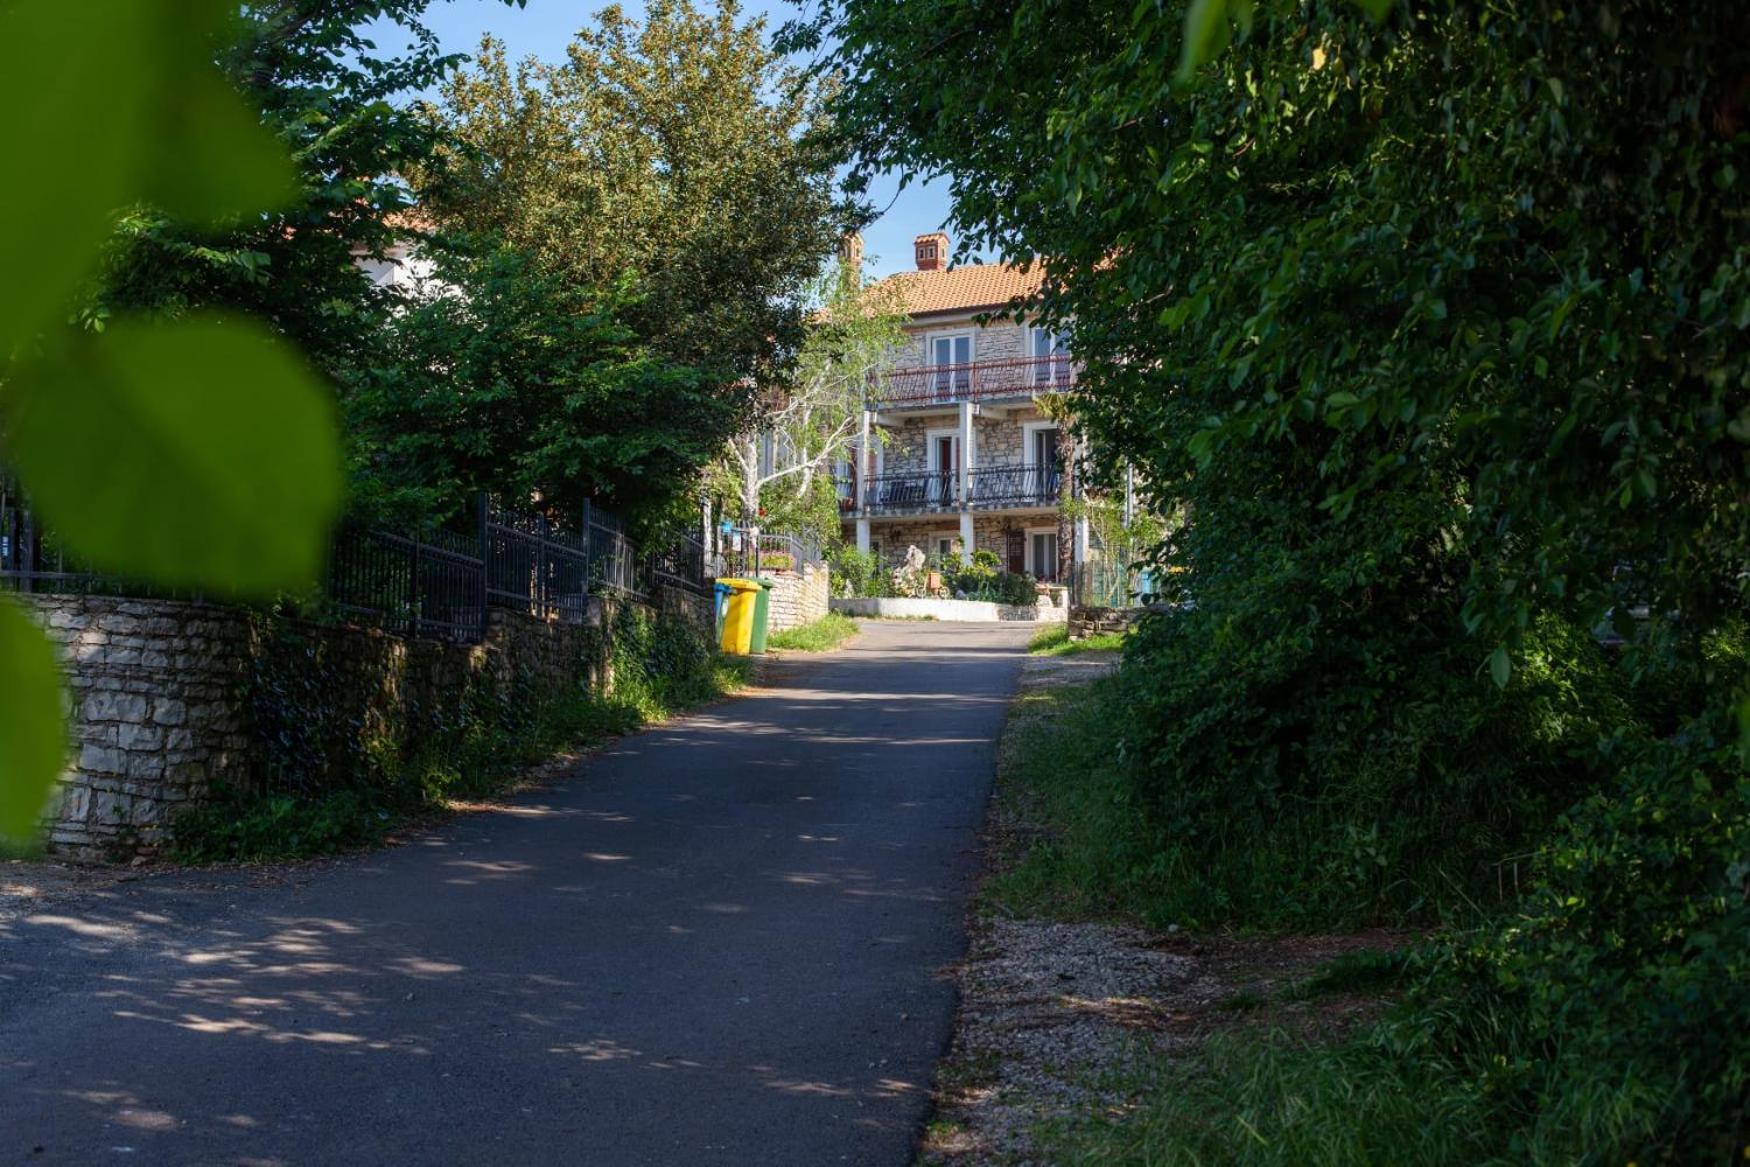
[1029,528,1060,581]
[835,455,856,510]
[937,537,955,560]
[931,334,973,396]
[927,430,962,507]
[869,539,882,561]
[1032,327,1070,384]
[1023,422,1063,502]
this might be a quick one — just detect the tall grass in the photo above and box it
[767,611,859,652]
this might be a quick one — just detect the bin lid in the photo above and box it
[716,577,763,591]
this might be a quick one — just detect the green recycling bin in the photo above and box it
[749,578,775,655]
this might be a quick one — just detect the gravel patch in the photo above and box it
[920,650,1409,1165]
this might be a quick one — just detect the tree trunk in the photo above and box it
[741,434,761,526]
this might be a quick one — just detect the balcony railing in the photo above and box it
[846,466,1062,514]
[967,465,1061,508]
[871,354,1076,408]
[863,471,960,513]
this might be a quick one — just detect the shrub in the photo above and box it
[1104,602,1626,930]
[827,545,889,597]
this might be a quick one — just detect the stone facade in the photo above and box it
[877,404,1051,477]
[864,514,1068,578]
[893,319,1031,368]
[25,586,715,860]
[758,563,830,632]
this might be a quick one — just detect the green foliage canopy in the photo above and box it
[344,242,727,527]
[808,0,1750,1157]
[427,0,849,388]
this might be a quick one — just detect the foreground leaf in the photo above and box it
[0,0,293,347]
[5,317,343,595]
[0,600,66,838]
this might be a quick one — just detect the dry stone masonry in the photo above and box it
[758,563,830,632]
[25,585,714,860]
[25,596,255,858]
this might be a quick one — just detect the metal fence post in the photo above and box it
[18,503,34,594]
[580,498,593,593]
[475,492,490,640]
[409,530,422,637]
[534,512,548,619]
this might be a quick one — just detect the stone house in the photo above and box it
[837,233,1088,580]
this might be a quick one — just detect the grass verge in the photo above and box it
[1028,623,1127,655]
[767,610,860,652]
[940,665,1431,1166]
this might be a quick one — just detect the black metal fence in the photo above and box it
[329,521,487,641]
[2,485,712,643]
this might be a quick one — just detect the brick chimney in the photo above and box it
[914,232,949,272]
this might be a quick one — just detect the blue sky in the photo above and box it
[379,0,972,278]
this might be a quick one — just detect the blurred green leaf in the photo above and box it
[1489,645,1512,688]
[1177,0,1236,84]
[5,316,343,595]
[0,600,66,839]
[1350,0,1396,19]
[0,0,293,348]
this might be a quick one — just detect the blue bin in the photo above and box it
[713,581,733,641]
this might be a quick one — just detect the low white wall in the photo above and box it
[830,596,1068,623]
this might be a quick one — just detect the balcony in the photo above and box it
[871,355,1076,409]
[846,466,1062,515]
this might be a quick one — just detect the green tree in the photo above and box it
[100,0,519,376]
[808,0,1750,1157]
[426,0,849,389]
[719,257,905,525]
[0,0,401,834]
[343,240,724,528]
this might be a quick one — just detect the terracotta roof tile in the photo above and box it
[872,261,1044,317]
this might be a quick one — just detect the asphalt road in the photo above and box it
[0,620,1033,1166]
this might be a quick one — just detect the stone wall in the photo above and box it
[758,563,830,632]
[24,596,256,858]
[26,585,716,860]
[1068,605,1142,640]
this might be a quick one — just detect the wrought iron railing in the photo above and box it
[968,465,1061,508]
[871,354,1076,408]
[719,528,824,577]
[3,484,713,643]
[329,522,486,641]
[837,466,1060,513]
[862,471,960,513]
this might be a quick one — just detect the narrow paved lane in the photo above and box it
[0,621,1032,1166]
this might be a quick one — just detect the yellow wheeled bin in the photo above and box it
[717,578,763,655]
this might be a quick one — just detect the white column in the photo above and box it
[1074,514,1091,564]
[856,517,871,554]
[958,401,975,564]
